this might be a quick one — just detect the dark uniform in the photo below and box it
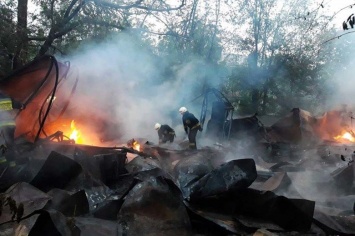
[158,124,175,144]
[182,111,202,149]
[0,93,18,171]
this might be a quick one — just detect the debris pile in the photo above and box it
[0,138,354,235]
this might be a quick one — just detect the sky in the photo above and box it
[328,0,355,24]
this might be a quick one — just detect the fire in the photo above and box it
[69,120,81,143]
[333,131,355,142]
[132,140,141,152]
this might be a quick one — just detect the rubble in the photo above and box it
[0,135,354,235]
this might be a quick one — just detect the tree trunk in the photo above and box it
[13,0,28,69]
[248,51,259,113]
[261,81,269,114]
[251,89,259,113]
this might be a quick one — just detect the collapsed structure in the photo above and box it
[0,56,354,235]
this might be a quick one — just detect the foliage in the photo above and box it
[0,0,186,73]
[219,0,336,115]
[0,1,17,76]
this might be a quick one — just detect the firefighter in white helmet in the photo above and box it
[179,107,202,149]
[154,123,175,144]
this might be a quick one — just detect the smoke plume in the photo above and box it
[60,32,223,144]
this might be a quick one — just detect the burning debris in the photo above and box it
[126,138,141,152]
[333,130,355,143]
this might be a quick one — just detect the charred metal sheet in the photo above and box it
[155,147,229,170]
[73,148,127,187]
[125,155,161,173]
[92,200,123,221]
[28,209,76,236]
[64,173,134,212]
[258,172,291,192]
[46,188,71,206]
[0,182,50,234]
[268,108,319,144]
[30,151,82,192]
[233,214,284,232]
[173,154,214,199]
[117,176,191,235]
[315,202,355,217]
[188,188,315,231]
[92,177,139,220]
[99,153,127,187]
[123,152,167,182]
[45,189,89,217]
[286,171,335,200]
[74,217,121,236]
[175,158,257,200]
[191,159,257,199]
[0,164,33,192]
[185,200,249,234]
[313,210,355,235]
[84,186,117,211]
[331,163,354,194]
[233,189,315,231]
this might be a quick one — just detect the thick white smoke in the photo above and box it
[60,32,222,144]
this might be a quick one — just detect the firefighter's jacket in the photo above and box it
[158,125,175,141]
[0,96,16,128]
[182,111,200,134]
[0,94,17,167]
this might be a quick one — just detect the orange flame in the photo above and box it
[333,131,355,142]
[69,120,81,143]
[132,140,141,152]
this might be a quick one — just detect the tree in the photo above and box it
[14,0,28,68]
[0,0,186,75]
[221,0,333,115]
[152,0,225,97]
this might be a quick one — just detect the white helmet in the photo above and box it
[154,123,161,130]
[179,106,187,114]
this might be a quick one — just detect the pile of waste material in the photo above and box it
[0,138,354,236]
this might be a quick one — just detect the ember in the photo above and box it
[333,131,355,142]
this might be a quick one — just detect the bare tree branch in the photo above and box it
[34,0,186,57]
[64,0,81,18]
[92,0,186,12]
[321,30,355,45]
[138,28,186,38]
[80,18,125,30]
[323,3,355,30]
[62,0,86,26]
[27,36,47,41]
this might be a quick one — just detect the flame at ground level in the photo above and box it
[69,120,81,143]
[45,120,140,148]
[333,131,355,142]
[132,140,141,152]
[52,119,98,145]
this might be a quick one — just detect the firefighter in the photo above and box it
[154,123,175,144]
[0,92,22,173]
[179,107,202,149]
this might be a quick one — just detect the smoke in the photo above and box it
[322,33,355,113]
[60,32,223,143]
